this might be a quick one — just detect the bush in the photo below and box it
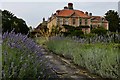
[62,25,84,37]
[91,27,107,35]
[2,31,57,79]
[46,36,119,79]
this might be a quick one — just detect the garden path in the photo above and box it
[40,47,107,80]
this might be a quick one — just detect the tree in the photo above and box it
[105,10,120,32]
[2,10,29,34]
[91,27,107,35]
[62,25,84,37]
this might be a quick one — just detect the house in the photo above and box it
[47,3,108,34]
[35,18,48,32]
[31,18,48,37]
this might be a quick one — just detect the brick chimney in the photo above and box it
[89,13,92,16]
[56,10,60,15]
[68,3,73,10]
[43,17,45,22]
[85,12,88,15]
[64,6,68,9]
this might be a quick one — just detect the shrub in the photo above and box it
[62,25,84,37]
[46,36,119,79]
[91,27,107,35]
[2,31,57,79]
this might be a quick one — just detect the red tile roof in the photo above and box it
[56,9,90,18]
[91,16,108,22]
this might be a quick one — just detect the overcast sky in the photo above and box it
[1,2,119,28]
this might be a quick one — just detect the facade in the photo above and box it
[32,18,48,37]
[36,18,47,31]
[47,3,109,34]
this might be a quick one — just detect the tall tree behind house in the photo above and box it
[105,10,120,32]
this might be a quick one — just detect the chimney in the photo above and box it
[43,18,45,22]
[85,12,88,15]
[56,10,60,15]
[64,6,68,9]
[68,3,73,10]
[89,13,92,16]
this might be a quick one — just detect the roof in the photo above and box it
[35,21,47,30]
[91,16,108,22]
[56,9,90,18]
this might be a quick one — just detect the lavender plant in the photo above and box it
[0,33,2,80]
[46,34,120,79]
[2,31,57,79]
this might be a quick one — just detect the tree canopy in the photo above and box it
[91,27,107,35]
[2,10,29,34]
[62,25,84,37]
[105,10,120,32]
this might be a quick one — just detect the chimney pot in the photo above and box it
[89,13,92,16]
[85,12,88,15]
[56,10,60,15]
[64,6,68,9]
[43,18,45,22]
[68,3,73,10]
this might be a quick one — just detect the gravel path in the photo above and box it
[40,47,106,80]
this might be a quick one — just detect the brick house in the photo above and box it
[47,3,109,34]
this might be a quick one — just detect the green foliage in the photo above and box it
[84,33,96,38]
[0,44,1,79]
[62,25,84,37]
[2,32,58,79]
[0,10,2,33]
[71,30,84,37]
[2,45,38,79]
[51,25,61,36]
[105,10,120,32]
[46,38,119,79]
[2,10,29,34]
[91,27,107,35]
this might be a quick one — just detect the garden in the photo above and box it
[36,32,120,79]
[2,30,120,79]
[2,31,58,79]
[1,9,120,79]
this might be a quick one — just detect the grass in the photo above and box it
[45,37,119,79]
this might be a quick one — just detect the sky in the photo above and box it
[1,1,119,28]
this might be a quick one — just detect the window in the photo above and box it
[73,18,76,25]
[92,25,97,28]
[85,19,88,25]
[79,18,82,25]
[85,28,89,34]
[59,18,63,25]
[64,18,68,25]
[56,17,60,24]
